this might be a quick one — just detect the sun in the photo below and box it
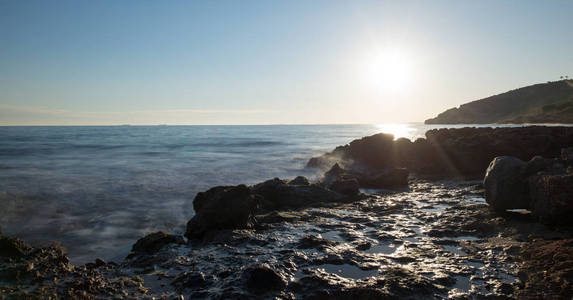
[364,49,414,94]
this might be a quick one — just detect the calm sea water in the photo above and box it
[0,123,540,264]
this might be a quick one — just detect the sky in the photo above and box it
[1,0,572,125]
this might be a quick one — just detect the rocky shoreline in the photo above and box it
[1,126,572,299]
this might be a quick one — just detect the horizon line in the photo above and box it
[0,122,426,127]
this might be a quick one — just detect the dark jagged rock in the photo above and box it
[321,163,360,195]
[346,133,396,169]
[129,231,185,255]
[243,264,286,294]
[172,271,209,290]
[308,126,573,177]
[321,163,408,191]
[0,236,151,298]
[253,177,345,210]
[329,178,360,196]
[185,176,362,239]
[529,174,573,225]
[287,176,311,186]
[185,185,260,239]
[0,234,29,258]
[356,167,409,188]
[297,235,337,249]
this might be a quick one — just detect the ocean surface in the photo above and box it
[0,123,546,264]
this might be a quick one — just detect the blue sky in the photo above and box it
[1,0,572,125]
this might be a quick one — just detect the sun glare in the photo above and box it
[364,49,415,94]
[375,123,415,140]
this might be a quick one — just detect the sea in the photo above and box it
[0,123,550,264]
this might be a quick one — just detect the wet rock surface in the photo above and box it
[185,176,364,240]
[4,179,571,299]
[516,238,573,299]
[130,231,185,255]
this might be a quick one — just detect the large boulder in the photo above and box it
[484,156,529,212]
[346,133,396,169]
[185,185,260,239]
[253,178,345,210]
[529,174,573,225]
[484,154,568,215]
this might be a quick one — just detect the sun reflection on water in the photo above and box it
[374,124,416,140]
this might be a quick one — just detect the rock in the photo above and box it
[287,176,310,186]
[306,152,346,170]
[308,126,573,177]
[517,238,573,299]
[172,271,208,290]
[561,147,573,165]
[321,163,347,187]
[321,163,408,191]
[185,185,260,239]
[355,241,371,251]
[529,174,573,225]
[243,264,286,294]
[184,176,359,238]
[523,156,557,175]
[0,235,29,258]
[253,178,344,210]
[255,211,300,224]
[484,154,570,216]
[297,235,337,249]
[130,231,185,255]
[94,258,106,267]
[346,133,396,169]
[484,156,529,212]
[329,178,360,196]
[356,168,409,188]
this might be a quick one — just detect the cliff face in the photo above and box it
[425,80,573,124]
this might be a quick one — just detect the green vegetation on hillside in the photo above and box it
[425,80,573,124]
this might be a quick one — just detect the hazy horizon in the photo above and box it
[2,1,573,126]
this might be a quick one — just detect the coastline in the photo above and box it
[1,126,572,299]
